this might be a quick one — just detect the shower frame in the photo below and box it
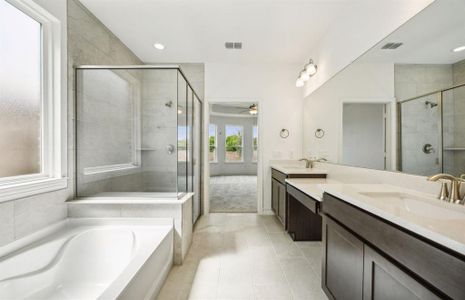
[397,81,465,173]
[74,65,203,207]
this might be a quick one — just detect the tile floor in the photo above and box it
[157,213,328,300]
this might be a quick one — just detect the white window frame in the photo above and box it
[225,124,244,163]
[0,0,66,202]
[252,125,258,163]
[208,124,218,163]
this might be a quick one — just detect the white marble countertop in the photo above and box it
[285,178,342,201]
[271,164,328,175]
[321,184,465,256]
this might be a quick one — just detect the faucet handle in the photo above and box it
[427,173,459,202]
[438,181,449,201]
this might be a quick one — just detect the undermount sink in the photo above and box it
[359,191,427,201]
[280,165,308,169]
[358,191,464,220]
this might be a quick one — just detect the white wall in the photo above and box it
[303,62,395,164]
[205,62,303,214]
[302,0,434,97]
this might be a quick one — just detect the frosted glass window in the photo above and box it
[0,0,42,178]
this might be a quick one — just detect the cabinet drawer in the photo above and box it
[287,184,318,214]
[323,192,465,299]
[271,169,287,184]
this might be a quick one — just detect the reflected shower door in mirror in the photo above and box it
[443,86,465,176]
[399,93,441,176]
[303,0,465,177]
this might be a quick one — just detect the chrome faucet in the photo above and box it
[299,158,327,169]
[427,173,461,204]
[299,158,312,168]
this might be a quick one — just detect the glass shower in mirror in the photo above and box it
[303,0,465,177]
[75,66,202,202]
[400,84,465,177]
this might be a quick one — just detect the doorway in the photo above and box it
[207,103,259,213]
[342,103,387,170]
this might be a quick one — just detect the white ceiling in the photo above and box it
[79,0,354,64]
[360,0,465,65]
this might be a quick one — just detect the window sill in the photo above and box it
[0,177,68,203]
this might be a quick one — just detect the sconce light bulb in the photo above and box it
[305,62,317,76]
[301,71,310,81]
[296,79,304,87]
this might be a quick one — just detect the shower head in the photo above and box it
[425,101,438,108]
[165,101,173,108]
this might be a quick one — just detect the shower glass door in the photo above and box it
[193,95,202,223]
[399,93,442,176]
[442,86,465,176]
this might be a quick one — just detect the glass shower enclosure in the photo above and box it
[75,66,202,221]
[399,83,465,177]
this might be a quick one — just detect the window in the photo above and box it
[253,125,258,162]
[0,0,65,202]
[225,125,243,162]
[209,124,217,162]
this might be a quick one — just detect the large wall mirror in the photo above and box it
[304,0,465,177]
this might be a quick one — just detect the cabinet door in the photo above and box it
[271,179,279,214]
[363,245,441,300]
[323,217,364,300]
[277,182,286,225]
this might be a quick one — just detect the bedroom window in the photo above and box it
[225,125,243,162]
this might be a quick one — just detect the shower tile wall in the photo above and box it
[140,70,178,193]
[395,64,452,176]
[76,69,144,196]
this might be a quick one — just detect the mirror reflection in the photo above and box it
[304,0,465,177]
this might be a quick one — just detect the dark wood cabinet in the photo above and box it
[271,178,286,226]
[271,168,326,229]
[322,217,363,300]
[271,179,279,215]
[363,245,440,300]
[286,184,322,241]
[322,192,463,300]
[278,183,286,223]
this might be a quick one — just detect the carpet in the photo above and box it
[209,175,257,213]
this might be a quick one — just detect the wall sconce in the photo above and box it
[296,59,317,87]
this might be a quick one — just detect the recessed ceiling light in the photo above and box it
[154,43,165,50]
[452,45,465,53]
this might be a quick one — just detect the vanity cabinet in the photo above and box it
[322,192,465,300]
[363,245,440,300]
[271,168,326,228]
[271,178,286,225]
[286,184,322,241]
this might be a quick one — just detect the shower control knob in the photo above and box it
[422,144,434,154]
[166,144,176,155]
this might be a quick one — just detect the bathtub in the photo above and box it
[0,218,174,300]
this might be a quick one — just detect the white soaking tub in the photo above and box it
[0,218,174,300]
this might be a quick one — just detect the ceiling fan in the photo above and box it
[239,104,258,115]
